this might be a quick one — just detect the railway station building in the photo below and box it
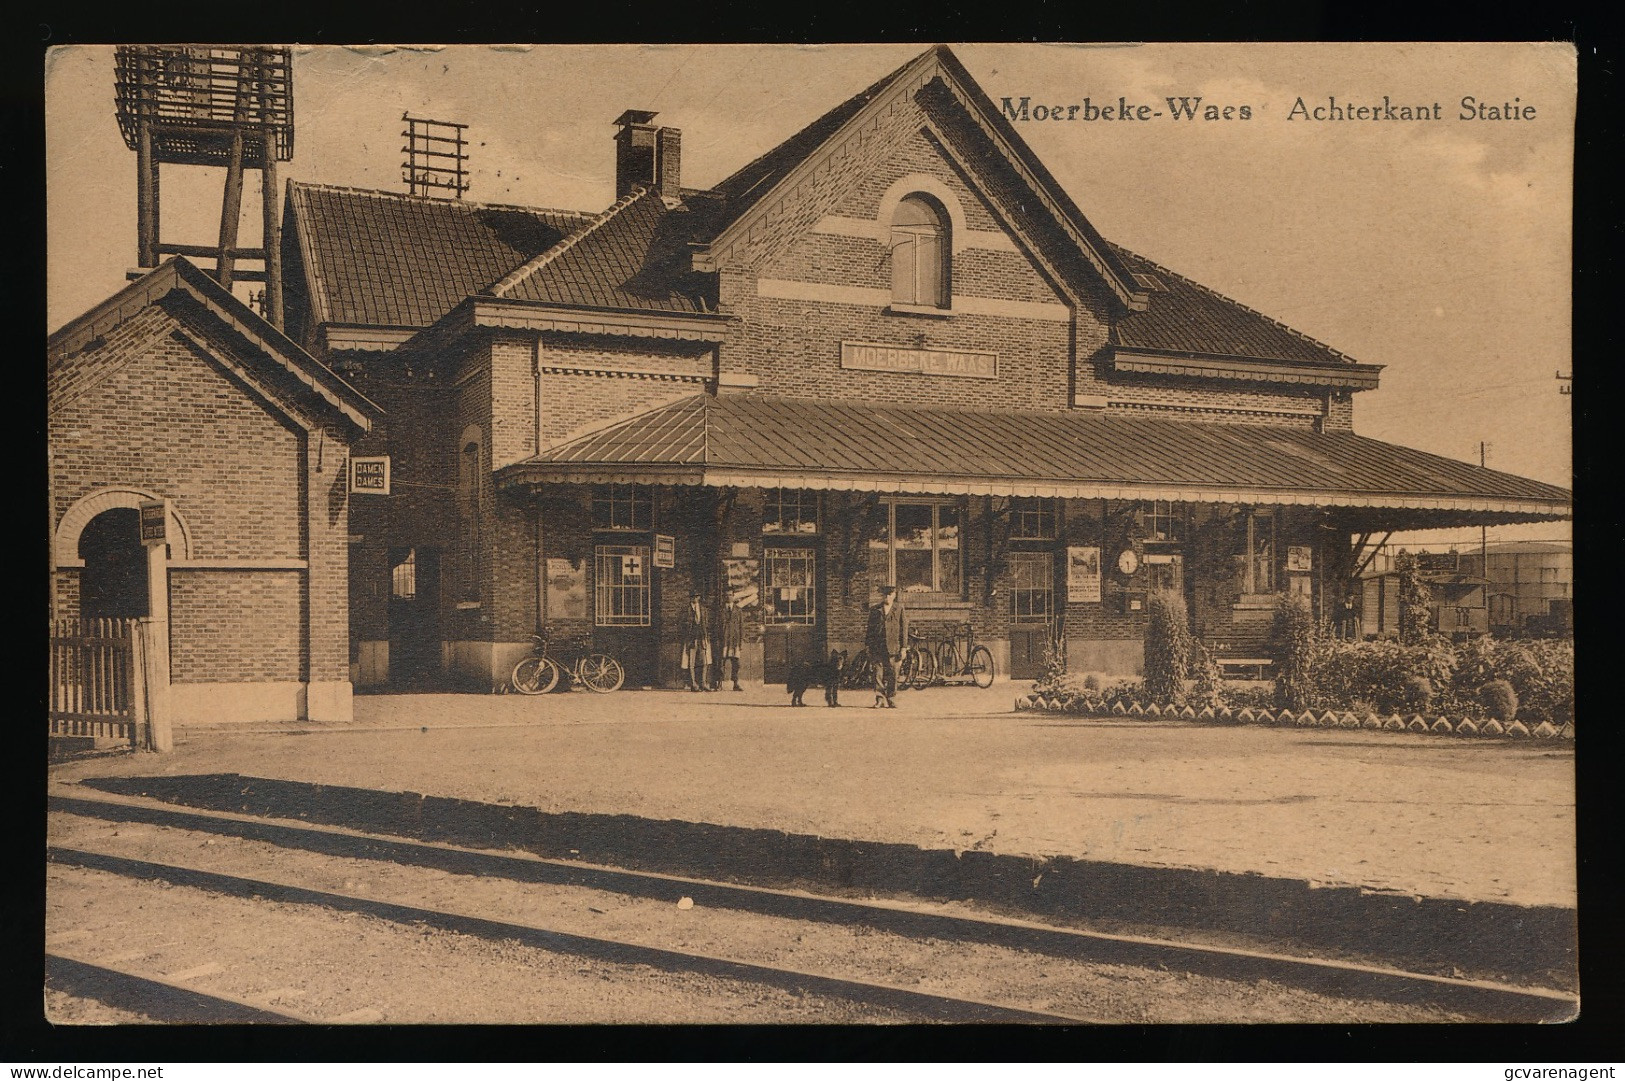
[272,45,1570,691]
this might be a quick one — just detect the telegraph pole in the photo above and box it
[1480,442,1490,573]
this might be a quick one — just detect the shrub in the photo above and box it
[1446,636,1566,720]
[1398,675,1434,713]
[1480,679,1519,721]
[1082,673,1101,692]
[1270,592,1318,710]
[1188,639,1224,710]
[1518,639,1575,724]
[1308,637,1455,714]
[1223,684,1276,710]
[1144,589,1192,705]
[1034,633,1069,696]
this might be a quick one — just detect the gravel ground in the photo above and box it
[49,686,1577,907]
[46,810,1476,1023]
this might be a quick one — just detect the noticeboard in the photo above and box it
[654,534,676,569]
[138,499,169,546]
[1066,546,1101,604]
[350,456,391,495]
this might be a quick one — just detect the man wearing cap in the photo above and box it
[865,584,908,708]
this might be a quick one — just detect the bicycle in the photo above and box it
[511,635,625,694]
[902,630,938,689]
[928,622,996,689]
[841,649,877,691]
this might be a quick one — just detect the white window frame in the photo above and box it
[763,547,818,625]
[890,195,950,309]
[1141,500,1184,544]
[1010,497,1056,541]
[1009,550,1054,624]
[592,484,654,532]
[594,544,652,627]
[869,497,963,597]
[762,489,821,535]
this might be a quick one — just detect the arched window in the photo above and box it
[890,195,950,308]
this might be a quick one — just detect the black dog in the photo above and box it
[788,650,846,707]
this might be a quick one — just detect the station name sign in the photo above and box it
[841,342,998,380]
[350,456,391,495]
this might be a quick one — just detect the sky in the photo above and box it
[45,43,1575,547]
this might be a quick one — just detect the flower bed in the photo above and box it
[1012,690,1575,741]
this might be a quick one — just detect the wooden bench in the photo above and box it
[1203,634,1275,680]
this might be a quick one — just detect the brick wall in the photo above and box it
[50,303,302,559]
[49,294,361,697]
[169,570,302,681]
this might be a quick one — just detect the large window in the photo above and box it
[1010,551,1054,624]
[764,548,817,625]
[1010,497,1056,541]
[1141,500,1184,544]
[763,489,820,535]
[592,484,653,531]
[890,195,950,308]
[869,498,961,595]
[594,544,651,626]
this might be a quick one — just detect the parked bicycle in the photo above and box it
[924,622,996,688]
[840,639,935,692]
[510,635,625,694]
[903,630,938,689]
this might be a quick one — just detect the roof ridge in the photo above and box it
[286,179,597,220]
[1107,240,1356,365]
[706,51,920,200]
[486,187,651,298]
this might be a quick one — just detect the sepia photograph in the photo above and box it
[44,42,1576,1027]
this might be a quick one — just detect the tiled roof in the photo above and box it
[499,395,1570,514]
[1110,244,1354,367]
[488,188,714,314]
[49,258,381,430]
[697,55,918,242]
[289,183,593,327]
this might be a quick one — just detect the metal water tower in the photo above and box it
[114,46,293,326]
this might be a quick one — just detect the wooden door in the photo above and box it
[388,547,441,686]
[762,546,821,684]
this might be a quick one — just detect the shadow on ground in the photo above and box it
[76,773,1575,985]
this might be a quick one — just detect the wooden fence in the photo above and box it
[49,618,147,746]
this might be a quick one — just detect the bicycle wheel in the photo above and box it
[907,646,937,689]
[897,649,916,690]
[511,655,560,695]
[935,640,959,678]
[966,645,996,689]
[579,654,625,693]
[844,650,874,690]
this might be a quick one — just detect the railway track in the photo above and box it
[47,788,1576,1023]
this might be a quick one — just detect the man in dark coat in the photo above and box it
[720,598,746,691]
[679,591,714,691]
[865,584,907,708]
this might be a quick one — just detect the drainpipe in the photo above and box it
[533,338,546,632]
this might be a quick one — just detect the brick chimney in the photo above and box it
[657,127,681,199]
[613,110,681,200]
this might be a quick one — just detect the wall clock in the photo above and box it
[1117,549,1139,576]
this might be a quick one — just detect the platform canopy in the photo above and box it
[495,394,1571,531]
